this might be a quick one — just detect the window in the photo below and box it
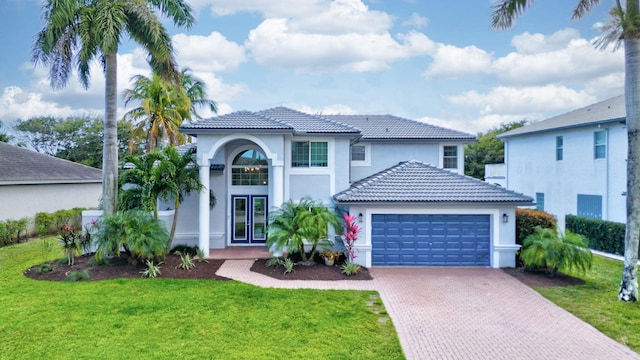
[443,146,458,169]
[231,149,268,186]
[556,136,563,161]
[291,141,328,167]
[577,194,602,219]
[351,145,366,161]
[536,193,545,211]
[594,131,606,159]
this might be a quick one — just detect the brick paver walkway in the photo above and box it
[217,261,639,360]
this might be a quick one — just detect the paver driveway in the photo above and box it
[217,261,639,360]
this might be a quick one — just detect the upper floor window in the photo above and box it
[443,145,458,169]
[351,145,366,161]
[594,131,606,159]
[292,141,328,167]
[536,192,545,211]
[231,149,268,186]
[556,136,563,161]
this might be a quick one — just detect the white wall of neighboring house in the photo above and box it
[504,123,627,229]
[485,164,507,187]
[0,182,102,222]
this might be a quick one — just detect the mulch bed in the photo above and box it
[24,253,230,281]
[23,252,582,287]
[502,267,585,287]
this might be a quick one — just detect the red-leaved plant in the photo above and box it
[343,214,361,261]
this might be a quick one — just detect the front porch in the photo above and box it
[208,246,273,260]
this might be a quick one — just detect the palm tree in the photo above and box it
[118,150,171,219]
[32,0,194,217]
[160,146,215,248]
[123,69,217,153]
[491,0,640,301]
[123,73,191,152]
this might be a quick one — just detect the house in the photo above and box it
[0,142,102,222]
[498,95,627,229]
[168,107,532,268]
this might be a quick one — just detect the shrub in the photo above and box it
[170,245,199,256]
[0,218,29,247]
[282,258,295,274]
[59,225,82,265]
[516,208,557,245]
[35,212,55,236]
[266,257,283,267]
[37,263,53,274]
[64,270,90,282]
[566,215,627,255]
[176,251,195,270]
[520,227,593,276]
[93,210,168,263]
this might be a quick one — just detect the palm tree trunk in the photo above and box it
[103,53,119,216]
[620,37,640,302]
[168,194,180,250]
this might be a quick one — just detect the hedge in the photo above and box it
[565,215,629,255]
[515,208,557,245]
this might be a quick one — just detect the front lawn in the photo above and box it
[535,255,640,353]
[0,239,403,359]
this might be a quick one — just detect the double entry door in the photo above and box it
[231,195,268,244]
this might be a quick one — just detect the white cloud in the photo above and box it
[423,44,493,79]
[0,86,88,122]
[173,32,246,72]
[402,12,428,29]
[445,85,597,117]
[288,0,392,35]
[190,0,325,18]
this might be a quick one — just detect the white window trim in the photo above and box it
[286,137,334,175]
[594,130,607,160]
[439,144,462,173]
[350,143,371,167]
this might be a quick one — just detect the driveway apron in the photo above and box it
[217,261,639,360]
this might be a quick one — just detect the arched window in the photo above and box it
[231,149,268,186]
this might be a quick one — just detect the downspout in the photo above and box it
[606,128,610,220]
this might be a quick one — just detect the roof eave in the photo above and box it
[498,117,626,140]
[0,179,102,185]
[333,199,534,206]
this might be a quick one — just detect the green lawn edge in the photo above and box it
[534,255,640,353]
[0,239,404,359]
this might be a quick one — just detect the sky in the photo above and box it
[0,0,624,135]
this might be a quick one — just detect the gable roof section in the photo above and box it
[333,160,533,204]
[258,107,360,134]
[0,142,102,185]
[499,95,625,139]
[181,110,294,132]
[323,114,475,141]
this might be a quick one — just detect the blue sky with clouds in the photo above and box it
[0,0,623,134]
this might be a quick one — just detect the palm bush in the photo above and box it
[267,198,342,265]
[93,210,168,263]
[520,227,593,276]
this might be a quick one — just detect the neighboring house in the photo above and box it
[498,95,627,229]
[168,107,533,268]
[0,142,102,222]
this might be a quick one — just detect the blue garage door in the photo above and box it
[371,214,491,266]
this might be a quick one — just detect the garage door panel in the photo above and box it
[372,214,491,266]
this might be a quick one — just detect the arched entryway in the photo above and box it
[229,147,268,244]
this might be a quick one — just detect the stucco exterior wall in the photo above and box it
[505,123,627,229]
[0,182,101,222]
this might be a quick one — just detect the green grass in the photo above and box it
[0,239,403,359]
[535,255,640,352]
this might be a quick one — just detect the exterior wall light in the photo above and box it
[358,213,363,222]
[502,213,508,223]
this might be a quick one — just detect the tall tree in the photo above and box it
[32,0,194,216]
[492,0,640,301]
[465,120,526,180]
[15,116,137,168]
[123,68,216,152]
[0,122,12,143]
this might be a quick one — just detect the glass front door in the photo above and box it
[231,195,268,244]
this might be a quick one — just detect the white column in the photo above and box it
[198,160,210,257]
[272,163,284,208]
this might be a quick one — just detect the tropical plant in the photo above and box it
[320,250,343,266]
[123,68,216,152]
[37,263,53,274]
[196,248,208,263]
[267,198,342,265]
[491,0,640,303]
[283,257,295,274]
[341,261,361,276]
[176,251,195,270]
[343,213,361,261]
[59,225,82,266]
[520,227,593,277]
[141,260,162,278]
[92,210,168,263]
[33,0,195,217]
[266,257,283,268]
